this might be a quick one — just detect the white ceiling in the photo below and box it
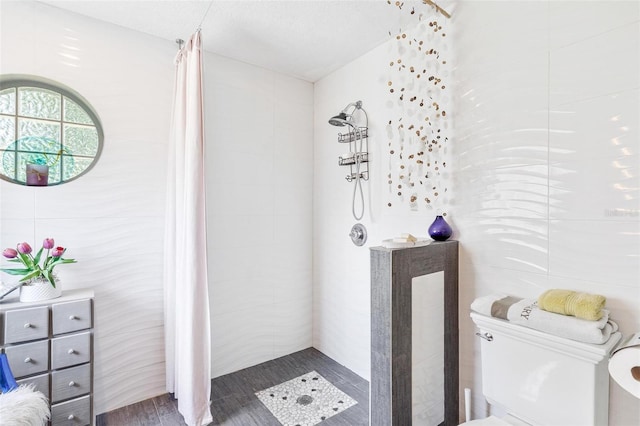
[38,0,455,82]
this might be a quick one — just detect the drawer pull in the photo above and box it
[68,414,75,420]
[69,381,76,387]
[24,322,32,328]
[69,315,78,320]
[68,349,76,355]
[24,357,32,363]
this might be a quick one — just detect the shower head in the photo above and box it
[328,112,349,127]
[328,100,363,127]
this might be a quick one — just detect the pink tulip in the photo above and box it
[43,238,55,249]
[2,248,18,259]
[17,242,32,255]
[52,246,65,257]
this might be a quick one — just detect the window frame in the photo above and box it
[0,75,104,186]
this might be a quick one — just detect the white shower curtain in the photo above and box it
[163,30,213,426]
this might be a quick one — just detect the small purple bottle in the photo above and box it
[428,215,452,241]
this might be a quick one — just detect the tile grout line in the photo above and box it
[151,396,163,425]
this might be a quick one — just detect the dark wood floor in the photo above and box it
[97,348,369,426]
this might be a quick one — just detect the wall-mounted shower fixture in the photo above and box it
[349,223,367,247]
[328,100,369,221]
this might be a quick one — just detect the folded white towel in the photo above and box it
[471,294,618,344]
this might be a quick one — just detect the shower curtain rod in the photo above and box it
[423,0,451,19]
[175,0,212,51]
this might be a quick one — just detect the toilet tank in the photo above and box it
[471,312,621,426]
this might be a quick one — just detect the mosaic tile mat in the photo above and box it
[255,370,357,426]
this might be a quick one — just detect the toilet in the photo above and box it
[463,312,622,426]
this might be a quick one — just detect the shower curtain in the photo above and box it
[163,30,212,426]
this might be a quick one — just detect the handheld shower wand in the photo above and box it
[328,101,368,222]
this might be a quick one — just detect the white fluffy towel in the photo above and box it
[0,384,50,425]
[471,294,618,344]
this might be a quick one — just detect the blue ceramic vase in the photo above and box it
[428,215,452,241]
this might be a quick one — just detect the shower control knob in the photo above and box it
[349,223,367,247]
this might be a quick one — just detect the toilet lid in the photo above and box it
[459,415,514,426]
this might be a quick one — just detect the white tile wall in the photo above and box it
[315,1,639,425]
[204,53,314,378]
[203,49,313,380]
[313,12,454,381]
[453,1,640,425]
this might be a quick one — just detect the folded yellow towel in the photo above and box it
[538,289,606,321]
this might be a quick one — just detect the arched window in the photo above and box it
[0,76,103,186]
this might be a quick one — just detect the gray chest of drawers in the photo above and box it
[0,289,94,425]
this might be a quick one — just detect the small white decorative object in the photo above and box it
[20,278,62,302]
[382,233,432,248]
